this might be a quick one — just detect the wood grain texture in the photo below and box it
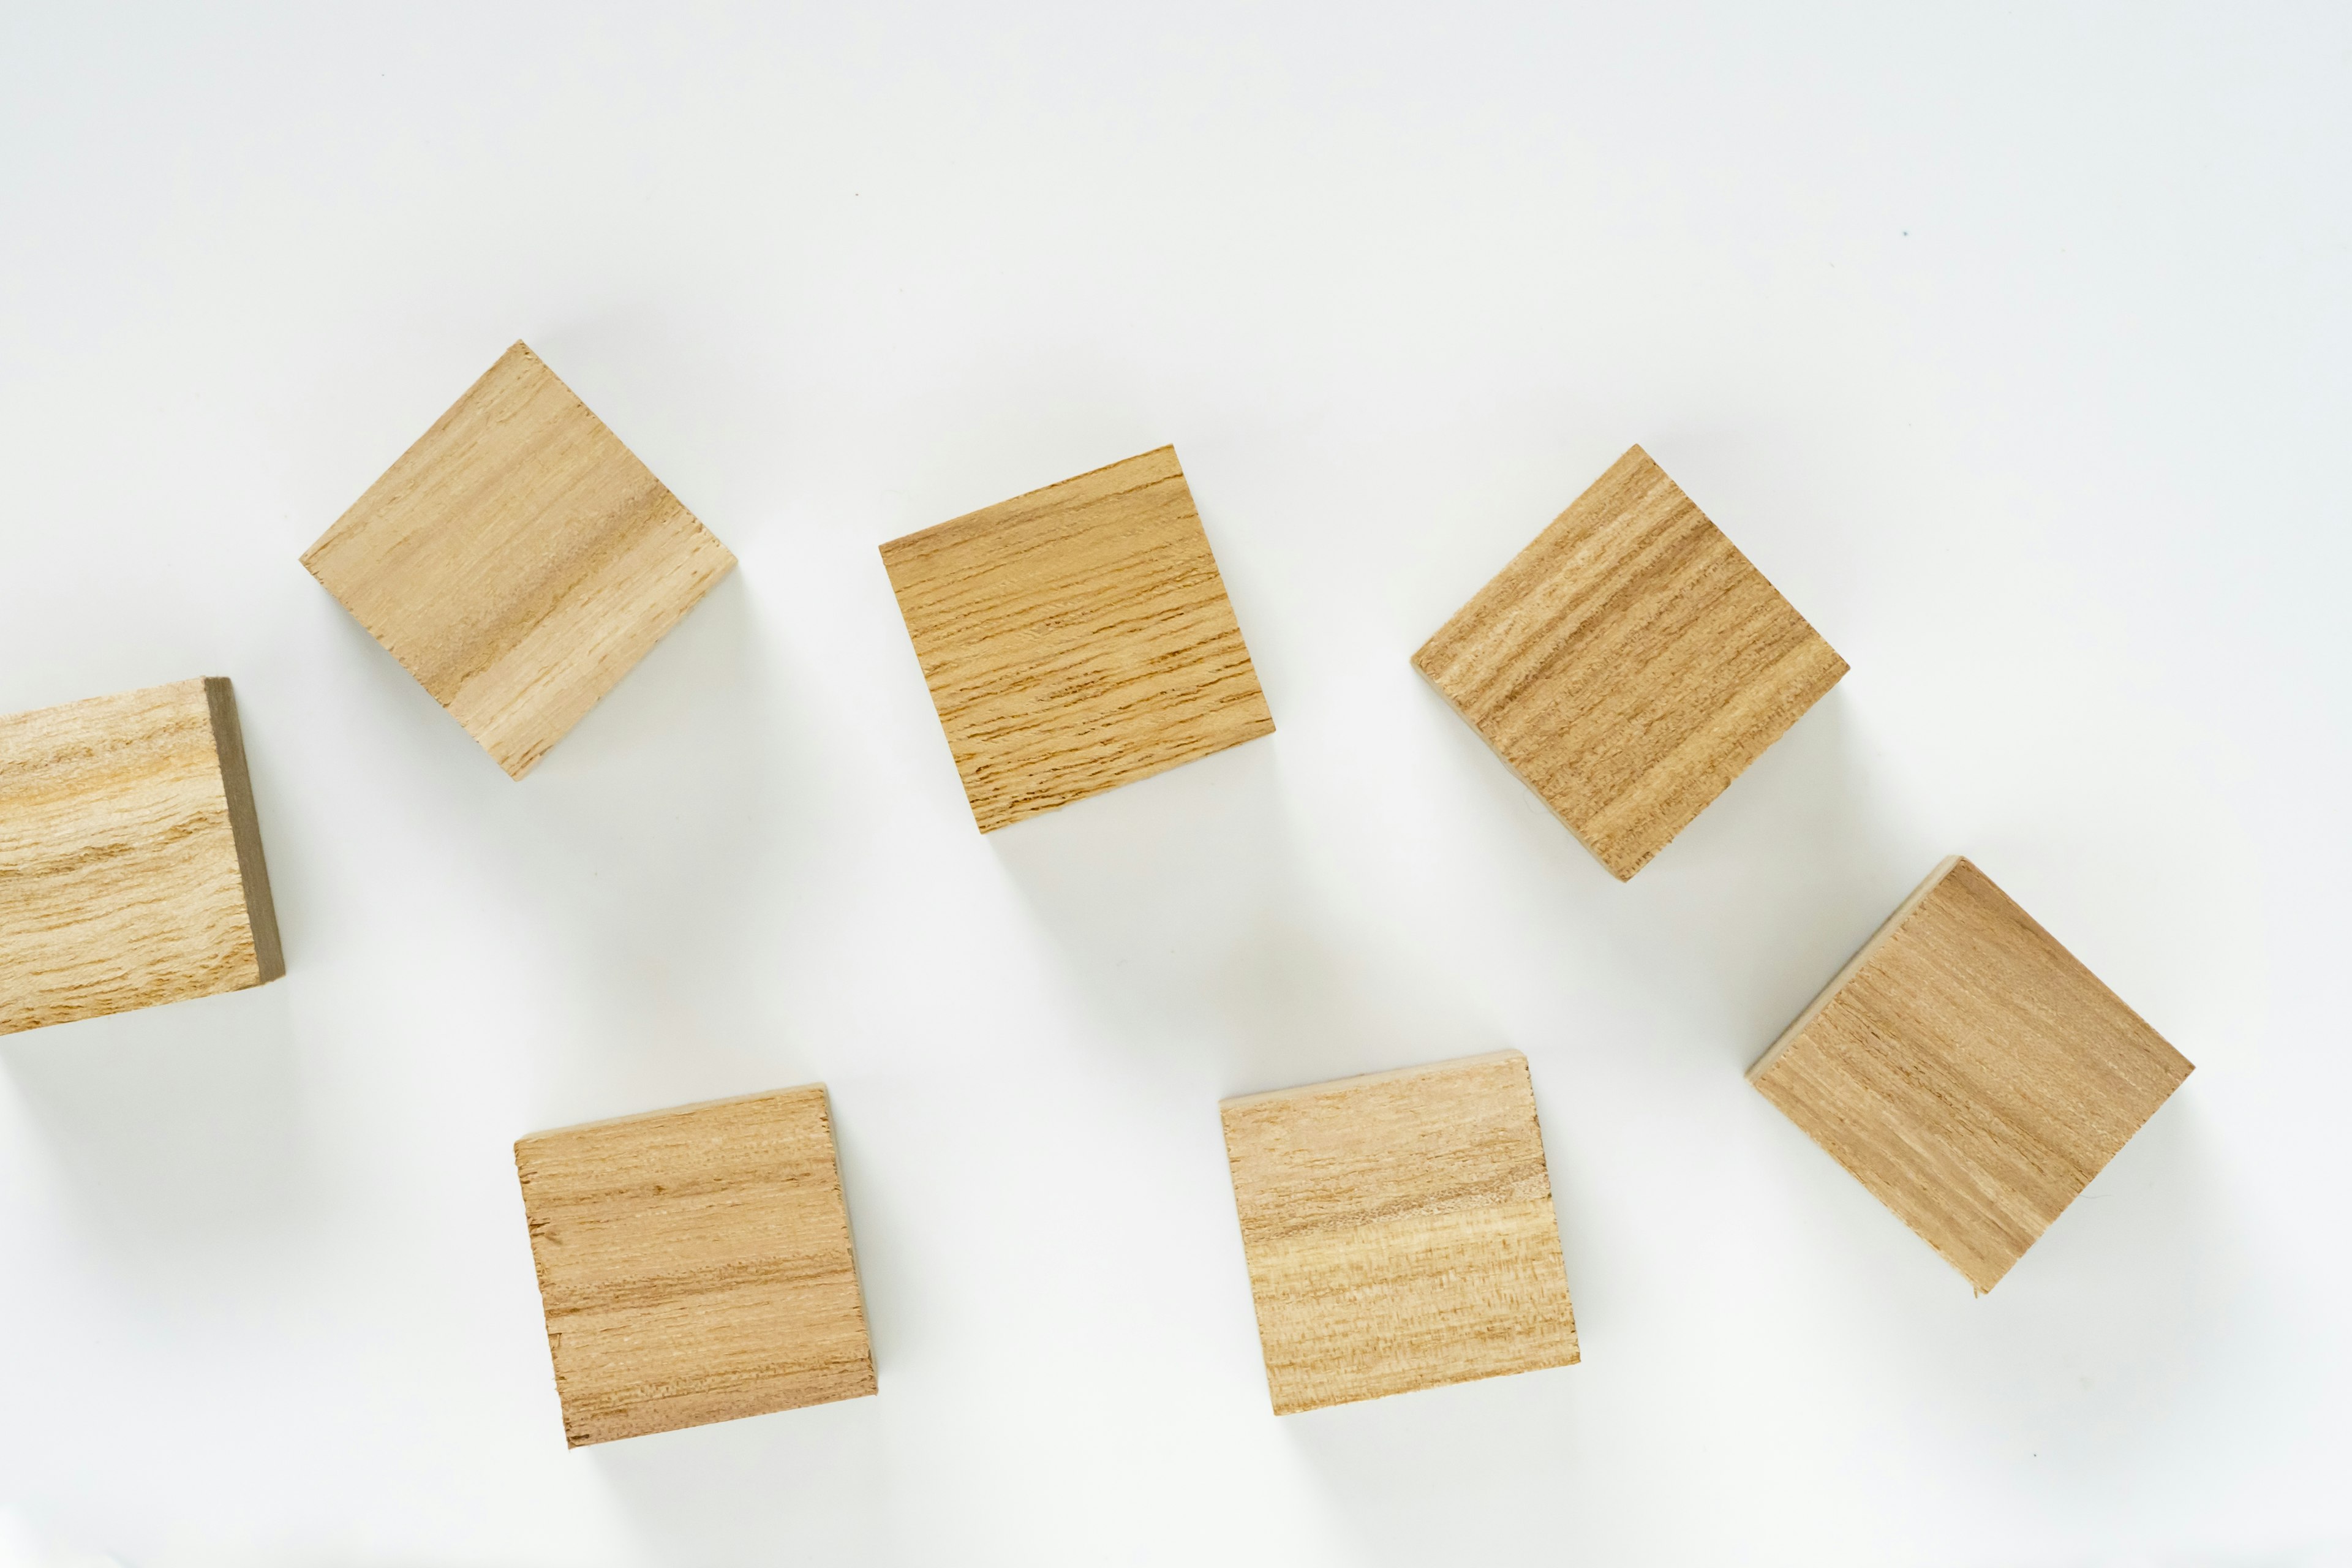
[301,341,736,779]
[1412,445,1846,880]
[1,678,282,1036]
[1220,1050,1578,1415]
[1751,856,2193,1293]
[880,446,1275,832]
[514,1085,875,1446]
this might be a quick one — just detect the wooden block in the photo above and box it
[1,678,283,1036]
[1413,445,1846,879]
[514,1085,876,1446]
[1751,856,2193,1293]
[301,342,736,778]
[1219,1050,1579,1414]
[880,446,1275,832]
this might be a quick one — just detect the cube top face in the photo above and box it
[880,445,1275,832]
[1413,445,1847,880]
[0,678,282,1036]
[301,342,737,779]
[514,1085,875,1446]
[1751,857,2194,1293]
[1220,1050,1579,1415]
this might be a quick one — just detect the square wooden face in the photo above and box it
[514,1086,875,1446]
[0,678,281,1035]
[1414,445,1845,879]
[1751,857,2194,1292]
[880,446,1275,832]
[1219,1052,1579,1415]
[302,342,736,778]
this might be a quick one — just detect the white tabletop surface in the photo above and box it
[2,5,2346,1563]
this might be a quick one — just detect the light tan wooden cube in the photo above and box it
[1751,856,2193,1292]
[1414,445,1846,879]
[303,342,736,778]
[881,446,1275,832]
[514,1085,876,1446]
[1219,1050,1579,1415]
[1,678,282,1036]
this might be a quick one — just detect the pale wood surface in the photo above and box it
[1413,445,1846,880]
[514,1085,875,1446]
[880,446,1275,832]
[1751,856,2193,1293]
[0,678,283,1036]
[1219,1050,1578,1415]
[302,342,736,779]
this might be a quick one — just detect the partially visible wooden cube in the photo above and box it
[514,1085,876,1446]
[302,342,736,778]
[880,446,1275,832]
[1751,856,2193,1293]
[1414,445,1846,880]
[1219,1050,1579,1415]
[1,679,283,1036]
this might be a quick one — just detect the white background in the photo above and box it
[1,4,2346,1563]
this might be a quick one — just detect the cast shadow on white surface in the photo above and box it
[1617,688,1933,1067]
[0,982,315,1272]
[986,736,1509,1098]
[584,1392,890,1561]
[1404,671,1933,1072]
[311,570,831,1114]
[1918,1095,2248,1485]
[826,1099,921,1381]
[1278,1363,1590,1562]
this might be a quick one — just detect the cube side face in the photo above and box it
[1247,1200,1577,1414]
[515,1087,876,1446]
[302,343,736,778]
[0,679,268,1035]
[881,447,1275,832]
[1221,1052,1579,1414]
[1414,446,1845,879]
[1754,859,2194,1292]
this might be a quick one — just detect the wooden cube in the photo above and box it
[1751,856,2193,1293]
[1413,445,1846,880]
[514,1085,876,1446]
[302,342,736,779]
[880,446,1275,832]
[1219,1050,1579,1414]
[1,678,282,1036]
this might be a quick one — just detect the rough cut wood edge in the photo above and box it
[1746,854,1962,1082]
[202,677,284,983]
[1219,1049,1531,1112]
[516,1084,826,1144]
[882,445,1178,556]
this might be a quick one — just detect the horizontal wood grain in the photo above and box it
[1414,445,1845,879]
[1221,1050,1578,1414]
[1,677,282,1036]
[881,446,1275,832]
[302,341,735,778]
[1751,856,2193,1293]
[514,1085,876,1446]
